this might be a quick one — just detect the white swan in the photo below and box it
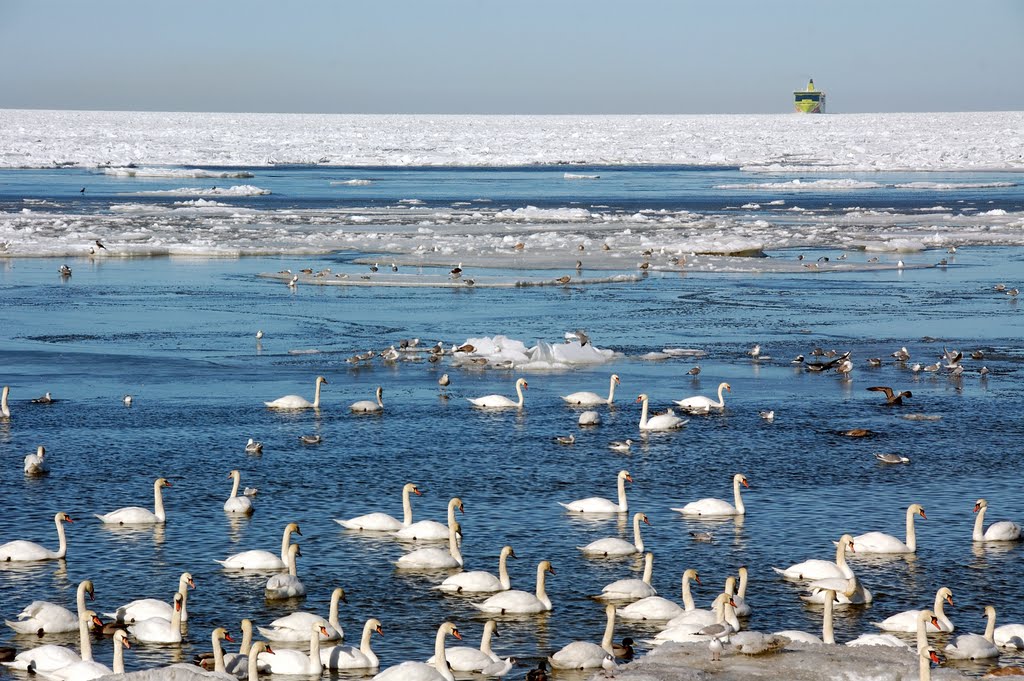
[264,375,327,409]
[223,470,254,515]
[579,512,650,557]
[468,378,527,409]
[559,470,632,513]
[672,473,749,517]
[3,610,99,673]
[24,446,48,476]
[945,605,999,659]
[596,552,656,601]
[995,620,1024,648]
[918,647,943,681]
[618,568,700,621]
[106,572,195,624]
[973,498,1022,541]
[95,477,171,525]
[803,572,873,606]
[246,642,273,680]
[321,618,382,670]
[561,374,619,406]
[204,627,233,674]
[128,592,184,644]
[426,620,499,671]
[775,588,833,645]
[45,629,129,681]
[0,385,9,418]
[472,561,554,614]
[550,604,616,669]
[372,622,461,681]
[6,579,93,635]
[732,566,752,617]
[395,518,463,569]
[773,534,855,581]
[636,394,687,431]
[336,483,422,532]
[650,593,738,644]
[0,512,73,561]
[265,544,306,599]
[351,386,384,413]
[436,545,515,593]
[673,382,731,414]
[873,586,954,633]
[259,623,326,675]
[216,521,300,571]
[845,503,925,553]
[393,496,464,541]
[258,587,346,642]
[223,619,265,677]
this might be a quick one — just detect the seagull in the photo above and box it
[910,363,923,372]
[58,264,72,276]
[565,329,590,346]
[380,346,400,362]
[690,531,714,543]
[391,262,398,272]
[554,434,575,445]
[287,275,298,288]
[759,410,775,421]
[578,243,585,251]
[369,263,379,272]
[575,260,583,271]
[867,386,912,405]
[835,360,853,375]
[687,366,701,376]
[948,365,964,378]
[748,344,761,358]
[438,373,450,389]
[638,261,649,271]
[897,260,905,268]
[123,394,133,407]
[602,243,611,250]
[243,487,259,497]
[554,275,571,285]
[791,354,805,364]
[875,453,910,464]
[923,362,941,372]
[298,434,322,445]
[455,344,474,353]
[867,357,882,367]
[449,263,463,278]
[463,278,475,286]
[838,428,875,438]
[256,330,264,340]
[1007,288,1019,296]
[994,283,1007,291]
[31,392,56,404]
[971,350,984,360]
[245,438,263,454]
[891,346,911,361]
[514,242,525,251]
[980,366,990,376]
[609,439,633,453]
[80,187,86,193]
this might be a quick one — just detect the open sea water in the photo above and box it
[1,165,1024,679]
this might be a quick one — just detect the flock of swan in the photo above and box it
[1,352,1021,681]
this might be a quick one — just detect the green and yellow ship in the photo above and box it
[794,78,825,113]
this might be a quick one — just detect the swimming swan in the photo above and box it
[672,473,749,517]
[265,375,328,409]
[265,544,306,599]
[336,483,422,532]
[618,568,700,621]
[372,622,462,681]
[973,498,1021,541]
[393,496,464,541]
[3,609,100,672]
[24,446,48,476]
[674,382,731,414]
[320,618,383,670]
[561,374,619,406]
[224,470,254,515]
[0,385,9,418]
[636,394,687,431]
[216,521,300,571]
[259,623,327,674]
[95,477,171,525]
[845,503,925,554]
[426,620,500,672]
[559,469,632,513]
[0,512,73,561]
[468,378,527,409]
[351,386,384,413]
[873,586,954,633]
[46,628,129,681]
[944,605,999,659]
[259,587,346,641]
[436,545,515,593]
[549,604,617,669]
[596,552,657,601]
[6,579,94,635]
[128,592,184,644]
[395,518,463,569]
[773,534,855,581]
[580,512,650,557]
[472,561,555,614]
[106,572,194,624]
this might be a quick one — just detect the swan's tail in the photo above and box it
[556,502,572,510]
[334,519,356,529]
[770,567,792,578]
[4,619,37,634]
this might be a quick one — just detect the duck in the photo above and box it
[549,604,618,669]
[336,483,422,532]
[559,470,632,513]
[106,572,195,624]
[6,579,94,635]
[672,473,749,517]
[216,521,300,570]
[526,660,549,681]
[579,512,650,557]
[636,394,688,431]
[95,477,171,525]
[320,618,383,670]
[873,586,954,632]
[773,534,855,581]
[425,620,500,672]
[596,552,657,601]
[866,385,912,405]
[298,434,321,445]
[258,587,346,641]
[244,438,263,454]
[973,498,1022,541]
[395,518,463,569]
[4,610,101,673]
[472,561,555,614]
[259,624,327,675]
[0,512,74,561]
[609,439,633,452]
[561,374,620,406]
[372,622,461,681]
[393,496,464,541]
[617,568,700,621]
[468,377,527,409]
[45,628,130,681]
[265,544,306,599]
[945,606,1000,659]
[23,445,48,476]
[351,386,384,413]
[845,503,925,553]
[264,375,327,409]
[223,470,254,514]
[673,382,731,414]
[436,545,515,593]
[128,592,184,644]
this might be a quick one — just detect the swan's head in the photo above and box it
[973,499,988,513]
[638,513,651,526]
[368,619,383,636]
[82,580,95,600]
[213,627,231,642]
[405,483,422,496]
[611,374,620,385]
[502,545,517,559]
[735,473,749,488]
[318,625,330,638]
[228,469,240,480]
[57,512,74,524]
[113,629,130,647]
[984,605,996,618]
[156,478,172,489]
[839,534,856,553]
[619,470,633,483]
[182,572,195,589]
[286,522,302,536]
[937,587,953,606]
[450,497,465,513]
[910,503,926,519]
[922,647,943,665]
[83,610,101,628]
[255,642,274,656]
[540,560,555,576]
[721,382,732,392]
[290,544,302,558]
[37,445,45,457]
[332,587,347,603]
[635,394,648,404]
[516,378,528,389]
[316,375,329,385]
[684,568,701,585]
[173,593,184,612]
[442,622,462,640]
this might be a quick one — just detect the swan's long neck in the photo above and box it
[447,500,459,528]
[822,590,835,644]
[835,540,852,577]
[287,550,298,577]
[213,632,226,673]
[249,644,264,680]
[919,648,932,681]
[724,599,739,631]
[933,593,947,621]
[733,477,745,515]
[308,627,323,674]
[681,573,696,611]
[171,596,183,631]
[55,515,68,559]
[280,528,293,564]
[737,568,748,599]
[607,376,617,404]
[536,565,551,608]
[360,621,379,666]
[632,514,645,552]
[973,506,986,541]
[239,620,253,655]
[229,473,241,499]
[178,577,190,622]
[76,581,90,620]
[515,381,525,408]
[984,608,997,642]
[600,606,616,655]
[716,383,727,407]
[376,388,383,408]
[642,553,654,585]
[448,523,463,567]
[113,635,126,674]
[153,481,166,522]
[1,386,9,418]
[616,474,629,512]
[906,507,918,552]
[498,550,512,590]
[312,378,323,409]
[402,486,415,526]
[329,591,343,632]
[433,627,454,681]
[79,612,93,662]
[916,611,933,652]
[639,396,649,428]
[481,621,496,657]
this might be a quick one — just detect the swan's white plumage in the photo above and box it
[672,473,748,517]
[559,470,631,513]
[95,477,170,525]
[264,375,327,410]
[472,561,554,614]
[636,394,687,431]
[561,374,619,406]
[468,378,527,409]
[673,382,731,413]
[336,483,421,531]
[215,522,299,571]
[0,512,73,561]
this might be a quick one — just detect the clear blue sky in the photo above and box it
[1,0,1021,114]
